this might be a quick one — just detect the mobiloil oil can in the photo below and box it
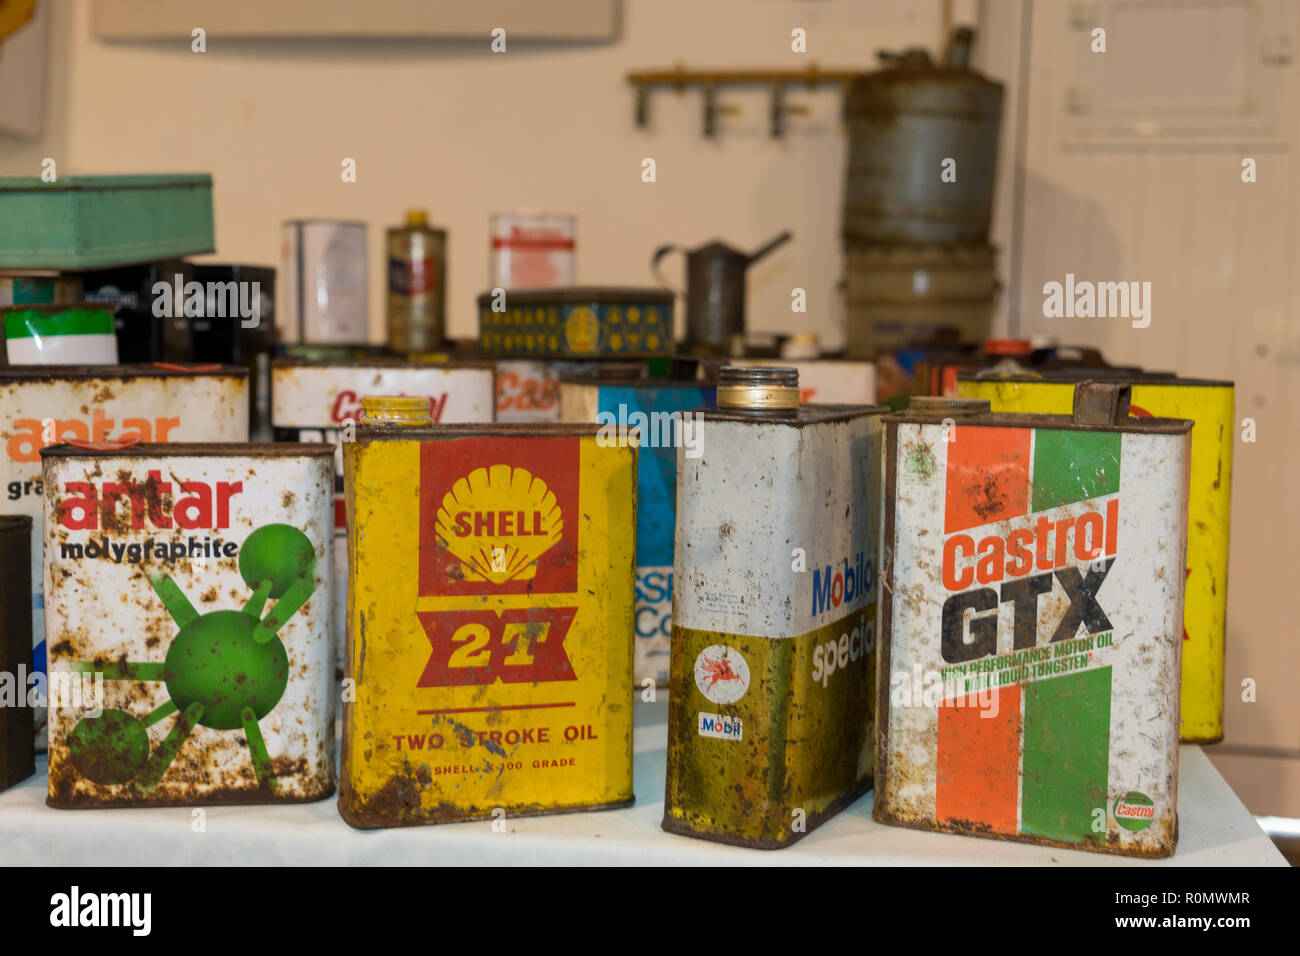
[42,440,335,807]
[340,397,636,827]
[560,377,715,685]
[875,385,1190,857]
[663,366,885,848]
[956,371,1233,744]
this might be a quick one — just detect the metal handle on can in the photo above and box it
[1072,381,1132,424]
[650,244,685,297]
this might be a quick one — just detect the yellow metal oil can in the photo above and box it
[876,387,1190,857]
[340,397,636,827]
[663,367,885,849]
[957,371,1232,743]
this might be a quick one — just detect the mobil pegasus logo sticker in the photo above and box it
[419,436,578,594]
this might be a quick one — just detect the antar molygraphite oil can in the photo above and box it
[1,515,34,793]
[340,397,636,827]
[41,440,335,808]
[875,385,1191,857]
[272,359,496,672]
[1,364,249,749]
[956,371,1233,744]
[560,377,716,686]
[663,366,885,849]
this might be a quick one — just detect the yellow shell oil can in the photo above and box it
[340,397,636,827]
[0,363,249,750]
[875,386,1190,857]
[956,371,1232,744]
[663,366,885,848]
[41,440,336,807]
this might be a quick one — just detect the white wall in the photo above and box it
[984,0,1300,815]
[1,0,949,348]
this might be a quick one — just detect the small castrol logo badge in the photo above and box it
[694,645,750,705]
[1115,791,1156,832]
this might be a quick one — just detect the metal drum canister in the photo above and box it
[845,244,998,357]
[957,372,1232,744]
[875,386,1190,857]
[271,359,496,674]
[842,35,1003,246]
[0,515,33,792]
[0,364,249,750]
[561,377,716,685]
[340,402,636,827]
[664,367,885,848]
[42,442,335,807]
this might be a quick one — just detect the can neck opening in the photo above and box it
[359,395,433,426]
[716,365,800,412]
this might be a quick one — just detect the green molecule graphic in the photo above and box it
[67,523,317,793]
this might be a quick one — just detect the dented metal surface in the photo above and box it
[271,359,496,673]
[956,372,1234,744]
[875,391,1191,857]
[664,402,885,849]
[41,443,335,807]
[0,364,249,750]
[340,422,636,827]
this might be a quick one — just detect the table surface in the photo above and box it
[1,698,1287,866]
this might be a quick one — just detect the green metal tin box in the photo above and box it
[0,175,215,270]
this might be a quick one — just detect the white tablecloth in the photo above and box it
[0,698,1286,866]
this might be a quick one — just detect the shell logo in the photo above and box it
[434,464,563,584]
[564,306,599,352]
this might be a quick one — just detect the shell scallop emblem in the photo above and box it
[435,465,563,583]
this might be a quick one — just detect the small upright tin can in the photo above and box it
[280,220,368,345]
[340,399,637,827]
[0,515,34,793]
[42,441,336,808]
[957,371,1232,744]
[664,367,885,848]
[875,385,1190,857]
[386,210,447,353]
[560,377,716,685]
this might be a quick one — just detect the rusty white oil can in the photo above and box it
[874,384,1191,857]
[41,440,335,807]
[0,364,249,749]
[271,359,495,671]
[663,366,885,848]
